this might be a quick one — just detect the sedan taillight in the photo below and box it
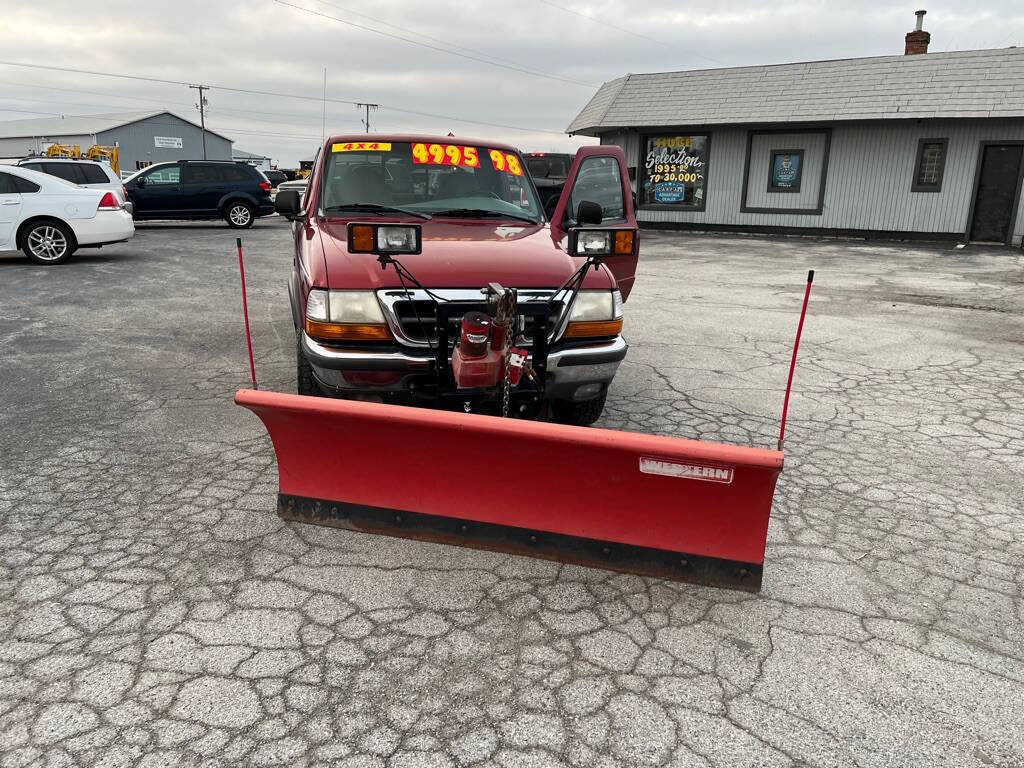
[259,180,271,193]
[98,192,120,210]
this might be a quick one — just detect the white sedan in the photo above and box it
[0,164,134,265]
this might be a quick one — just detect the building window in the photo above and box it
[640,134,710,210]
[912,138,948,192]
[767,149,803,193]
[136,161,152,170]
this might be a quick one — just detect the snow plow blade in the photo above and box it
[236,389,784,591]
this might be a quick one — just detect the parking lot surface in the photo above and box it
[2,220,1022,768]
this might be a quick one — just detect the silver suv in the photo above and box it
[16,157,131,213]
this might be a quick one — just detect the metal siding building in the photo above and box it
[0,111,232,174]
[569,48,1024,245]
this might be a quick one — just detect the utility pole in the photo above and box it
[190,84,209,159]
[355,102,378,133]
[321,68,327,143]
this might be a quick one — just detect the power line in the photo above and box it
[0,78,364,128]
[0,59,567,136]
[0,86,559,146]
[535,0,728,67]
[0,95,336,140]
[275,0,596,88]
[308,0,596,88]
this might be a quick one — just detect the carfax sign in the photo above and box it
[641,135,708,209]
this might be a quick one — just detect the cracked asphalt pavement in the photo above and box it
[1,219,1022,767]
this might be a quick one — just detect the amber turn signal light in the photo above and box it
[305,319,392,341]
[614,230,634,255]
[563,319,624,339]
[349,224,375,253]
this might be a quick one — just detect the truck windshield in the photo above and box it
[320,141,541,222]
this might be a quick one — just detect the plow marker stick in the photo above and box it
[236,390,785,591]
[778,269,814,450]
[236,237,258,390]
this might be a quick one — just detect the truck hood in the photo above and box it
[317,218,614,290]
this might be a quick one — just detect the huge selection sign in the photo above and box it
[641,135,708,208]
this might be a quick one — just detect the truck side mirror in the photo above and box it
[576,200,603,226]
[135,177,146,188]
[275,189,303,220]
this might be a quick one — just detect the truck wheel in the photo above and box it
[551,392,607,427]
[225,201,255,229]
[297,336,321,396]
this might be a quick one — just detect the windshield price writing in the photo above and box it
[489,150,523,176]
[412,143,481,168]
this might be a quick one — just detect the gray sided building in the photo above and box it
[0,111,232,174]
[568,46,1024,246]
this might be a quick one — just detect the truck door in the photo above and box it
[550,145,639,300]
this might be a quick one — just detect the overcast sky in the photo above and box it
[2,1,1022,166]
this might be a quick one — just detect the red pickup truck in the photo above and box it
[274,135,638,425]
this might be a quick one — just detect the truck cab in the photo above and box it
[275,135,638,425]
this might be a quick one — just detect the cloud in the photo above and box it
[1,0,1021,165]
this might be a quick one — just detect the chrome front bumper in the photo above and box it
[302,333,627,401]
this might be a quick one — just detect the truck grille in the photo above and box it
[392,300,562,346]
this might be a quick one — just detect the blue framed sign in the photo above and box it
[769,149,803,192]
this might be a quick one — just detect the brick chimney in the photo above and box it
[905,10,930,55]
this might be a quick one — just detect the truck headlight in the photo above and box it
[305,289,391,341]
[565,290,624,339]
[569,291,614,321]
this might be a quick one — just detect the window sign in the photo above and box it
[641,135,709,209]
[768,150,803,192]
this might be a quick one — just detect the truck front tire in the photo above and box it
[551,392,606,427]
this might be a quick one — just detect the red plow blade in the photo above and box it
[236,389,784,591]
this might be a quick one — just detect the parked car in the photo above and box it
[275,135,637,425]
[525,152,573,214]
[263,169,288,188]
[17,157,132,213]
[122,160,274,228]
[276,177,307,198]
[0,165,134,265]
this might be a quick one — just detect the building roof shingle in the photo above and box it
[567,48,1024,135]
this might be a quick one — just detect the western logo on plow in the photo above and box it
[639,457,735,484]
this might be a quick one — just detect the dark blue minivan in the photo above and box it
[124,160,275,228]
